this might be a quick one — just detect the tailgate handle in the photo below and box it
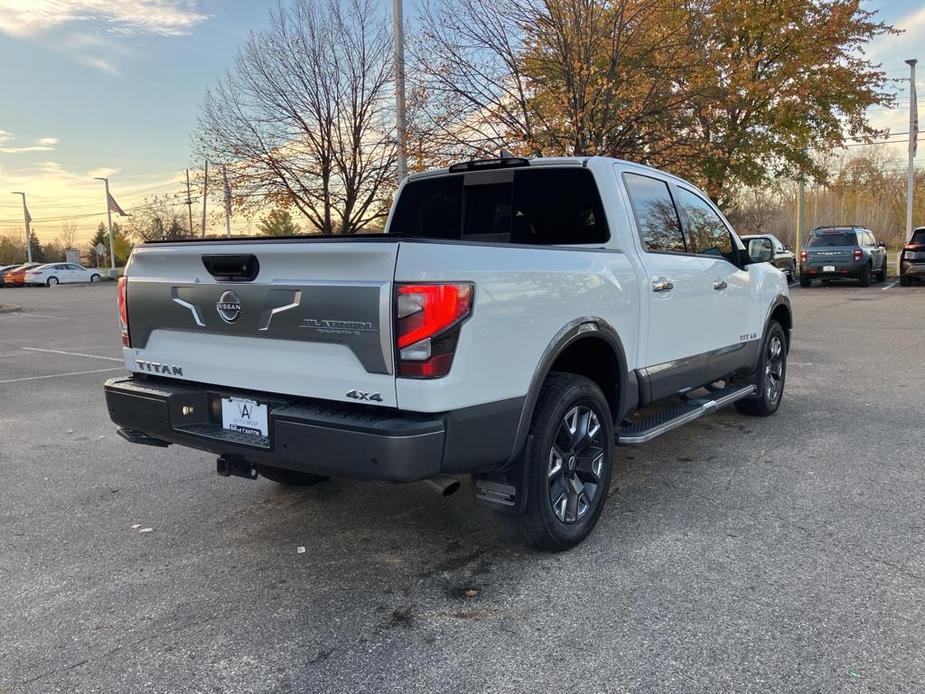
[202,255,260,282]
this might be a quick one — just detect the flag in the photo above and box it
[911,70,919,158]
[108,192,128,216]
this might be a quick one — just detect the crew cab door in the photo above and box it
[621,171,714,401]
[673,186,761,373]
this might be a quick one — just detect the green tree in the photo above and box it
[258,209,301,236]
[0,234,23,265]
[88,222,132,267]
[683,0,895,207]
[418,0,895,207]
[28,232,44,263]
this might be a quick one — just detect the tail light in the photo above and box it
[799,250,807,263]
[395,283,473,378]
[853,248,863,262]
[117,276,130,347]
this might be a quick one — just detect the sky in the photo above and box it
[0,0,923,247]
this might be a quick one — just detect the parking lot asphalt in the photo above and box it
[1,281,923,693]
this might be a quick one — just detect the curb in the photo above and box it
[0,304,22,314]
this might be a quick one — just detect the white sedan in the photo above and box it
[24,263,103,286]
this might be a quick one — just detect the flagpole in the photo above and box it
[11,192,32,263]
[905,59,918,253]
[392,0,408,181]
[95,176,116,271]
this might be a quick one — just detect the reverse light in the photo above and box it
[853,248,863,262]
[117,276,130,347]
[395,283,473,378]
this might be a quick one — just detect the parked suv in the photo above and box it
[799,226,887,287]
[899,227,925,286]
[105,156,791,551]
[740,234,795,281]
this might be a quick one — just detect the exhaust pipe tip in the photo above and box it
[424,476,460,497]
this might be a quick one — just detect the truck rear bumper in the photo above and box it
[104,376,522,482]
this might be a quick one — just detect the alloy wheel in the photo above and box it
[547,404,605,524]
[765,335,784,403]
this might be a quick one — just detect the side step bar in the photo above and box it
[618,385,756,446]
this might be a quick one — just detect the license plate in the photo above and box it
[221,397,268,437]
[823,265,835,272]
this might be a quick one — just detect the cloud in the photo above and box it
[75,54,120,75]
[87,167,120,178]
[0,1,209,39]
[0,1,210,74]
[867,6,925,65]
[0,132,60,154]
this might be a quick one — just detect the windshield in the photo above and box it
[807,232,857,247]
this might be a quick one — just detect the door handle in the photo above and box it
[652,278,674,293]
[713,280,728,291]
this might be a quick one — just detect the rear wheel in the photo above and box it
[501,372,614,552]
[90,274,101,283]
[256,465,328,486]
[735,320,787,417]
[799,276,811,288]
[858,264,871,287]
[46,276,59,287]
[787,263,795,282]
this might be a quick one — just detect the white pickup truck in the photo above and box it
[105,156,791,550]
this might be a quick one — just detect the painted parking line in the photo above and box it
[881,281,898,291]
[1,312,69,320]
[21,347,122,362]
[0,367,123,385]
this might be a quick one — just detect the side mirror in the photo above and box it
[877,240,886,248]
[746,238,774,264]
[784,244,792,251]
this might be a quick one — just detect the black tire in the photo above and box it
[799,276,811,288]
[876,259,887,283]
[46,276,59,287]
[256,465,328,486]
[501,372,614,552]
[858,264,870,287]
[900,275,912,287]
[90,274,101,283]
[735,320,787,417]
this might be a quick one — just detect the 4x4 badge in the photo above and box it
[346,389,383,402]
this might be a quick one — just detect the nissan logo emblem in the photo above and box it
[217,290,242,323]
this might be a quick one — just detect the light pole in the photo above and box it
[392,0,408,182]
[11,192,32,263]
[94,176,116,271]
[904,58,918,251]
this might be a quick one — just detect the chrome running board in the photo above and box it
[618,385,756,446]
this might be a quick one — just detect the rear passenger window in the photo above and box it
[511,169,607,244]
[623,173,685,253]
[675,188,736,264]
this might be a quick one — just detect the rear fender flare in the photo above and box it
[506,317,630,466]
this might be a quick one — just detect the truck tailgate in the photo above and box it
[124,240,398,407]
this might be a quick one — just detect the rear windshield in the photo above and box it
[389,167,608,244]
[807,231,857,247]
[912,230,925,245]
